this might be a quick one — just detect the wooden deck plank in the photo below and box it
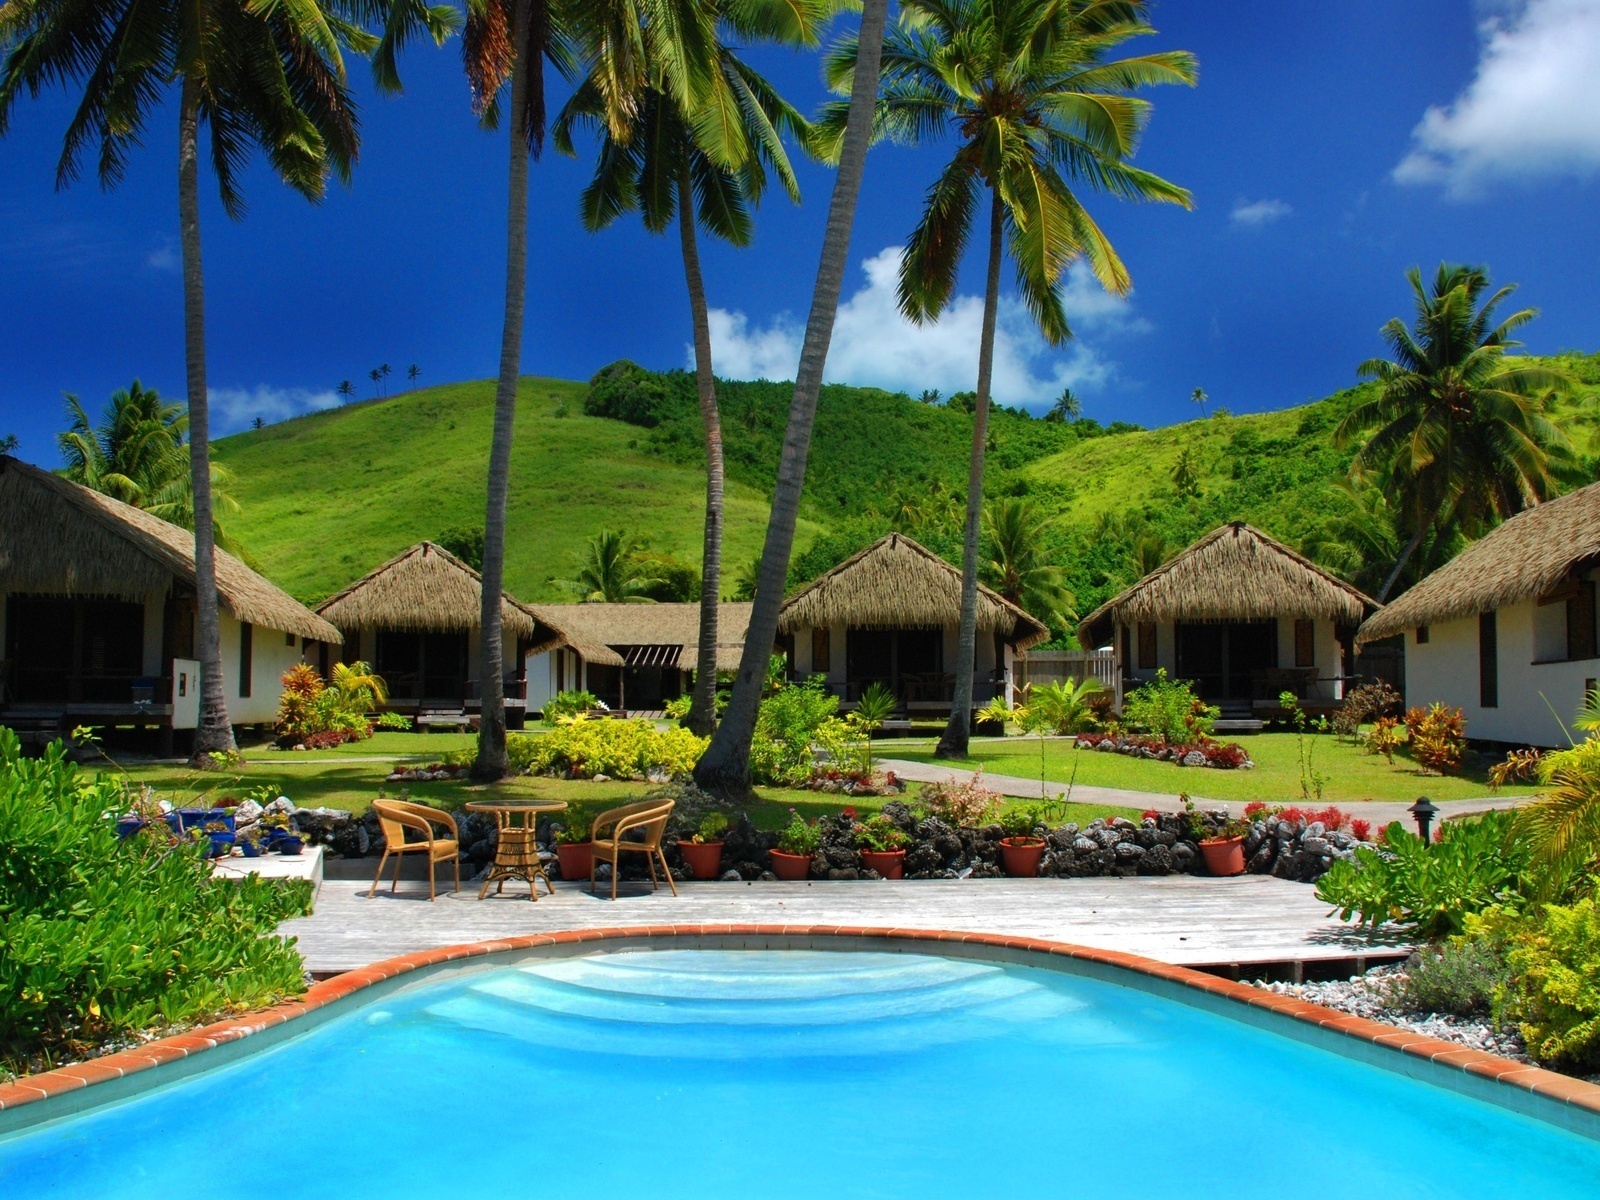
[284,875,1407,975]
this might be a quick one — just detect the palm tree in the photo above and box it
[981,497,1075,631]
[557,529,663,602]
[1171,446,1199,497]
[1191,387,1207,418]
[1302,477,1457,599]
[59,382,187,503]
[553,0,825,736]
[1126,530,1169,579]
[1336,264,1578,602]
[369,368,383,397]
[338,380,357,403]
[1046,387,1081,423]
[919,388,942,405]
[819,0,1194,759]
[0,2,397,764]
[692,0,892,796]
[408,364,421,384]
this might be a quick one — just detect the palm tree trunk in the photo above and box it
[692,0,890,796]
[934,189,1004,760]
[1376,505,1438,603]
[472,0,532,783]
[679,156,723,737]
[179,78,235,765]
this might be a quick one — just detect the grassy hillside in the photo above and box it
[217,352,1600,623]
[214,377,821,605]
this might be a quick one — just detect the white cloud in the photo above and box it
[209,384,340,433]
[1229,197,1292,226]
[699,248,1147,410]
[1395,0,1600,196]
[145,237,178,272]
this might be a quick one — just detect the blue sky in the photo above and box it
[3,0,1598,467]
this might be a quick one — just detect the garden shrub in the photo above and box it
[750,676,848,786]
[544,690,603,721]
[1406,703,1467,774]
[509,719,705,780]
[0,732,311,1075]
[273,662,387,747]
[917,772,1001,828]
[1315,811,1528,938]
[1023,678,1103,734]
[1395,938,1509,1017]
[1332,681,1402,738]
[1122,670,1218,744]
[1498,898,1600,1070]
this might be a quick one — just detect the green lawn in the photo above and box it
[887,732,1537,805]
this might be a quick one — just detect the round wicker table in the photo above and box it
[465,800,567,900]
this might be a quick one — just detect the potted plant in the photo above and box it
[237,828,263,858]
[555,812,594,880]
[854,814,909,879]
[1189,809,1249,876]
[679,812,729,881]
[769,811,819,880]
[201,817,236,858]
[998,803,1048,877]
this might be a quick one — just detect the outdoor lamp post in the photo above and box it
[1409,796,1439,844]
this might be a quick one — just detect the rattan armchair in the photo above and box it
[589,799,677,900]
[369,799,460,900]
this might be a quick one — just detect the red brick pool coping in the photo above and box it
[5,924,1600,1123]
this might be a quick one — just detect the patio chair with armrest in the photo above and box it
[369,799,460,900]
[588,799,678,900]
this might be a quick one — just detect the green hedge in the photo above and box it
[0,730,311,1076]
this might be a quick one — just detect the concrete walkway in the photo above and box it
[880,758,1528,829]
[287,874,1408,977]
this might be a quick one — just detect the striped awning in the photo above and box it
[619,644,682,669]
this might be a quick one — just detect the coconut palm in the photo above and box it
[1045,387,1081,423]
[1302,477,1458,599]
[556,529,663,602]
[553,0,826,735]
[692,0,891,796]
[1336,264,1578,602]
[814,0,1193,758]
[1191,387,1207,418]
[981,497,1075,631]
[1171,446,1199,497]
[0,0,413,763]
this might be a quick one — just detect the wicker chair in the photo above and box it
[369,800,460,900]
[589,799,678,900]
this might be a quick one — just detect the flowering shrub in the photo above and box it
[509,718,706,781]
[273,662,387,746]
[917,771,1001,828]
[1073,732,1253,770]
[1406,703,1467,774]
[1362,715,1407,763]
[1349,818,1372,842]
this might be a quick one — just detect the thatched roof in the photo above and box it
[1358,480,1600,644]
[523,602,754,670]
[776,533,1050,650]
[316,542,534,639]
[0,455,340,643]
[1078,522,1375,649]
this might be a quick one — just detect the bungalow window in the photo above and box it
[1479,612,1498,709]
[1416,626,1429,645]
[238,622,252,699]
[1569,582,1597,661]
[1294,619,1315,668]
[811,626,831,676]
[1137,623,1157,670]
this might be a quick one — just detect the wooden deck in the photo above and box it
[285,874,1408,977]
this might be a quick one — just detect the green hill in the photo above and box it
[216,352,1600,622]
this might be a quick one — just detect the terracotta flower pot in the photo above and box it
[999,836,1046,878]
[556,841,593,880]
[1199,835,1246,877]
[679,840,724,881]
[768,850,812,881]
[859,848,906,880]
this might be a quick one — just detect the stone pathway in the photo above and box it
[879,758,1528,829]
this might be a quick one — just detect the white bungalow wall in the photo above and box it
[1405,590,1600,748]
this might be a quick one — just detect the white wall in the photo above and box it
[215,612,305,725]
[1405,594,1600,747]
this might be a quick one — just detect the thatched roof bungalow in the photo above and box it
[315,542,534,720]
[523,602,753,714]
[0,455,338,738]
[775,532,1049,711]
[1357,479,1600,746]
[1078,522,1375,716]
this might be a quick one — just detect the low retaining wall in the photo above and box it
[4,926,1599,1141]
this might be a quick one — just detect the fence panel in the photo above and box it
[1016,650,1116,691]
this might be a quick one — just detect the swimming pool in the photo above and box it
[4,945,1599,1198]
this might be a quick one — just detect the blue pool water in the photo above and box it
[4,949,1599,1198]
